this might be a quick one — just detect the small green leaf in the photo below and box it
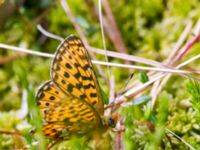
[132,95,151,105]
[76,16,89,29]
[139,71,149,83]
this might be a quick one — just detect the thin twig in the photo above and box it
[114,117,124,150]
[90,47,170,68]
[152,33,200,107]
[0,44,191,74]
[85,0,128,55]
[165,128,195,150]
[152,50,200,108]
[118,71,158,94]
[98,0,111,88]
[192,18,200,37]
[0,130,22,136]
[0,43,54,58]
[32,7,51,25]
[177,53,200,68]
[111,72,166,108]
[92,60,190,74]
[31,24,170,68]
[150,22,193,107]
[150,20,200,107]
[98,0,107,51]
[175,34,200,62]
[165,21,193,64]
[0,53,24,64]
[110,45,200,108]
[109,75,115,104]
[151,75,171,107]
[60,0,88,46]
[118,72,135,95]
[102,0,128,54]
[121,73,166,99]
[150,80,161,107]
[165,133,175,150]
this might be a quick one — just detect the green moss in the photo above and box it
[1,0,200,149]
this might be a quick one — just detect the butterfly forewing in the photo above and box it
[51,35,104,115]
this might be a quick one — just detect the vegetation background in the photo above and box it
[0,0,200,149]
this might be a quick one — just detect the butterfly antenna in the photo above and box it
[124,72,134,88]
[47,140,61,150]
[117,72,134,96]
[37,24,64,42]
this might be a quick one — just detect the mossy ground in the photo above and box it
[0,0,200,149]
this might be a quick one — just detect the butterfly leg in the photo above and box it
[47,140,60,150]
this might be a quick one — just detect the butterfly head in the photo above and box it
[103,112,118,129]
[107,117,116,128]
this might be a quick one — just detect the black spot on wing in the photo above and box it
[45,102,50,106]
[90,93,97,98]
[80,94,87,100]
[82,76,93,81]
[76,83,83,89]
[67,84,74,92]
[61,79,66,84]
[50,96,55,100]
[74,63,80,68]
[55,91,59,94]
[83,83,95,89]
[65,63,72,69]
[64,72,70,78]
[74,72,81,79]
[83,64,90,71]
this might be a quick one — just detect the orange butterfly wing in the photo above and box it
[36,35,105,139]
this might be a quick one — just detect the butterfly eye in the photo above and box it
[29,128,35,135]
[108,118,116,128]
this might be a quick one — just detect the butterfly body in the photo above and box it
[36,35,107,140]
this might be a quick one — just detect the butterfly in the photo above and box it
[35,35,115,141]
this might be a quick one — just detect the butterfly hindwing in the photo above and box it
[36,80,65,119]
[36,79,102,139]
[45,93,100,124]
[42,123,68,139]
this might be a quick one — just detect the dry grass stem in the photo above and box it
[0,44,192,74]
